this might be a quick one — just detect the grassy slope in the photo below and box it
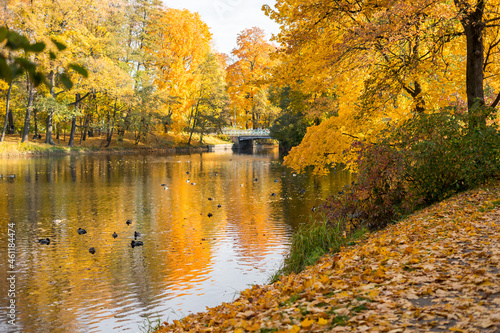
[0,132,231,156]
[156,181,500,332]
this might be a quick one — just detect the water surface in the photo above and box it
[0,149,352,332]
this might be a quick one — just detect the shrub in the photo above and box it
[322,141,417,231]
[321,108,500,231]
[275,108,499,279]
[270,112,310,151]
[399,111,500,204]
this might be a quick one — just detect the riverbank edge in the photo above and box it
[0,144,232,158]
[154,180,500,332]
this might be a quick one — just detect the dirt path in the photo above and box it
[156,182,500,332]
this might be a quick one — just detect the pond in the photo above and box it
[0,148,352,332]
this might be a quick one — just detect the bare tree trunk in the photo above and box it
[7,105,14,134]
[457,0,486,129]
[188,117,197,146]
[188,99,201,145]
[1,80,13,142]
[68,93,80,147]
[199,122,204,145]
[21,78,35,143]
[33,108,39,138]
[105,98,117,147]
[106,105,110,142]
[45,70,56,145]
[81,112,92,144]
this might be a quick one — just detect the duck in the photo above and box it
[134,231,141,239]
[126,220,132,226]
[274,179,280,183]
[131,240,143,248]
[89,247,96,254]
[38,238,50,245]
[186,171,190,175]
[217,204,222,208]
[253,178,258,181]
[112,232,118,239]
[208,197,213,201]
[207,213,213,218]
[271,193,276,196]
[77,228,87,235]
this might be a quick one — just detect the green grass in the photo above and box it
[331,315,349,326]
[139,315,164,333]
[269,217,367,283]
[479,199,500,212]
[351,304,368,313]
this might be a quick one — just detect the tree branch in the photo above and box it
[341,132,359,139]
[68,92,92,106]
[490,91,500,108]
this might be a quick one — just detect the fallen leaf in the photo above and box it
[317,317,328,325]
[301,318,314,327]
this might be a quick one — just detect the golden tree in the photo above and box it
[264,0,500,173]
[226,27,276,129]
[149,8,212,133]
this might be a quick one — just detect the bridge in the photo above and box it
[221,128,275,149]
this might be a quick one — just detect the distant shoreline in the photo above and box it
[0,133,235,158]
[0,145,216,158]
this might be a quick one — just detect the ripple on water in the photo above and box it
[0,152,352,332]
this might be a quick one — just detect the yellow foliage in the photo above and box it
[0,79,8,90]
[265,0,500,173]
[226,27,277,129]
[150,8,212,132]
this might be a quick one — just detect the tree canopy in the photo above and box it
[264,0,500,173]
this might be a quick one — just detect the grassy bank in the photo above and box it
[155,180,500,332]
[270,218,368,283]
[0,132,231,157]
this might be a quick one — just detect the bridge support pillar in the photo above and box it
[238,139,254,150]
[231,137,239,146]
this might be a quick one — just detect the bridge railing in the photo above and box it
[221,128,270,137]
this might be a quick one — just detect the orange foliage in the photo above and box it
[150,8,212,132]
[226,27,277,129]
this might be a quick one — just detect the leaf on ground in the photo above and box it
[154,182,500,333]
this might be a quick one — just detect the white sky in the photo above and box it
[162,0,280,55]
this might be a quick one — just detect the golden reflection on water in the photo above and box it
[0,150,352,332]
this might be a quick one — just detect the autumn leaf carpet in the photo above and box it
[156,182,500,332]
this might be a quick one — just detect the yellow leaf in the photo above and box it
[290,325,301,333]
[234,329,244,333]
[301,318,314,327]
[242,321,261,331]
[317,318,328,325]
